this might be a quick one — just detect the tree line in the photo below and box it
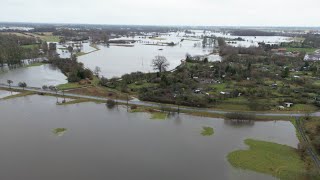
[0,34,40,67]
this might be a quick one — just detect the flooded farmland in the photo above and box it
[0,95,299,180]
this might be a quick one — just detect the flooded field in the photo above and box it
[0,95,299,180]
[0,30,292,83]
[0,64,67,87]
[0,90,19,99]
[78,32,215,78]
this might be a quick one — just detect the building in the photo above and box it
[285,103,294,108]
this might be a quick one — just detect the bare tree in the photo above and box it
[151,56,170,74]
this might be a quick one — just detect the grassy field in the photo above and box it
[1,32,60,42]
[0,32,30,37]
[215,103,250,111]
[26,32,60,42]
[290,104,319,112]
[57,83,84,90]
[286,47,317,53]
[21,44,39,49]
[227,139,310,180]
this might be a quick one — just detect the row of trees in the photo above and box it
[49,57,93,82]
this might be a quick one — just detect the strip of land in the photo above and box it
[1,84,319,119]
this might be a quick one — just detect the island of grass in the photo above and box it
[130,106,167,120]
[52,128,67,136]
[201,126,214,136]
[227,139,313,180]
[150,112,167,120]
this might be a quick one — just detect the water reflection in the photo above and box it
[224,119,255,127]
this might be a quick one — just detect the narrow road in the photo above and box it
[295,117,320,169]
[1,84,320,117]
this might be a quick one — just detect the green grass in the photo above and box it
[290,104,318,112]
[33,33,60,42]
[201,126,214,136]
[215,103,250,111]
[150,112,167,120]
[227,139,309,180]
[286,48,316,53]
[21,44,39,49]
[223,97,249,104]
[128,82,157,92]
[313,80,320,87]
[52,128,67,136]
[210,83,228,93]
[57,83,84,90]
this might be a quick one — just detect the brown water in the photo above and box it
[0,95,299,180]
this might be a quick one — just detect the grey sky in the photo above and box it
[1,0,319,26]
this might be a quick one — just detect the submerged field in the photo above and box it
[0,94,302,180]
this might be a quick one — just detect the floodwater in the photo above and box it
[210,32,290,47]
[56,42,97,59]
[78,31,290,78]
[0,95,299,180]
[0,64,67,87]
[0,90,19,99]
[78,32,217,78]
[0,31,290,84]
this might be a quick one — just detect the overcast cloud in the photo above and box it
[0,0,319,26]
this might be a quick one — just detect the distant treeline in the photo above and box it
[230,30,276,36]
[303,34,320,48]
[217,37,266,56]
